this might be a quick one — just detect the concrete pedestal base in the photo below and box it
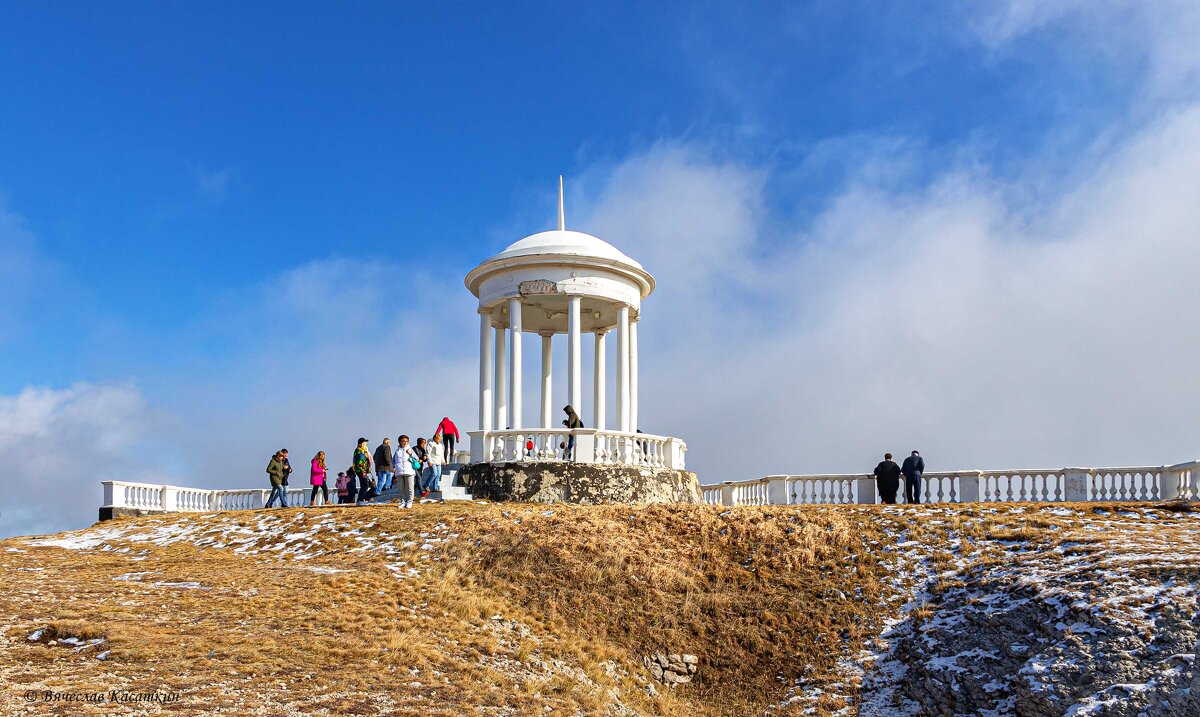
[458,462,703,504]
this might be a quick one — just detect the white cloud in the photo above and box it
[0,203,53,345]
[973,0,1200,100]
[0,383,163,538]
[147,256,480,492]
[574,101,1200,480]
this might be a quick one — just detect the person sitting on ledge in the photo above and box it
[562,405,583,461]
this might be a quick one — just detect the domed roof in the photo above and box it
[464,177,655,300]
[485,229,644,269]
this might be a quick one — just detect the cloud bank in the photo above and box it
[584,103,1200,478]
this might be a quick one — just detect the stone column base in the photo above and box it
[459,462,702,504]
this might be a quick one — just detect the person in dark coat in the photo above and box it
[342,467,358,504]
[901,450,925,504]
[562,405,583,461]
[873,453,902,505]
[265,449,290,508]
[373,438,394,492]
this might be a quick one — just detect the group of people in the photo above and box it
[872,450,926,504]
[264,416,461,509]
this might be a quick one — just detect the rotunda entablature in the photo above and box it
[472,263,643,333]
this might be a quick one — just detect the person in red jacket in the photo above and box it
[436,417,460,462]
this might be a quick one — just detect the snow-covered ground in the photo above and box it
[780,504,1200,717]
[22,510,463,585]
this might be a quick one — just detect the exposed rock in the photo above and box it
[460,462,702,504]
[644,650,699,687]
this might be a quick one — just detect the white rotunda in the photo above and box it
[464,179,686,470]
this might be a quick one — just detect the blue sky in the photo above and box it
[3,1,1199,537]
[0,1,1133,377]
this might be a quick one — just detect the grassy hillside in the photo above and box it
[1,502,1197,716]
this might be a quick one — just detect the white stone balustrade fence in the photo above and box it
[701,461,1200,506]
[468,428,687,470]
[101,460,1196,517]
[102,480,322,516]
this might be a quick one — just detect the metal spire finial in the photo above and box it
[557,175,565,231]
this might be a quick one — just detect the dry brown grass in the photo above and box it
[0,500,1190,716]
[438,503,895,715]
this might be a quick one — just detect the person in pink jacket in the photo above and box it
[436,417,460,462]
[310,451,329,505]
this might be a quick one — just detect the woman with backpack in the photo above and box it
[334,471,351,504]
[310,451,330,505]
[425,433,446,500]
[393,434,419,509]
[412,437,429,498]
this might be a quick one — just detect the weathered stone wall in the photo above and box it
[459,462,703,504]
[99,507,171,522]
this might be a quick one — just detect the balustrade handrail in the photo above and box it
[484,427,676,441]
[101,458,1195,515]
[701,459,1198,506]
[102,481,272,501]
[721,464,1184,486]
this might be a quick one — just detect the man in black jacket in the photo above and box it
[873,453,902,505]
[374,438,394,492]
[901,450,925,504]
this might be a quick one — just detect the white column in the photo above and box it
[593,330,607,430]
[494,323,507,430]
[629,317,639,432]
[479,312,493,432]
[508,297,523,430]
[616,305,630,432]
[567,295,582,413]
[540,332,553,429]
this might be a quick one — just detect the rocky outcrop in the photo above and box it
[458,462,702,504]
[642,652,698,686]
[850,505,1200,717]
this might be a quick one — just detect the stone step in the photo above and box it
[432,485,473,501]
[370,465,473,502]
